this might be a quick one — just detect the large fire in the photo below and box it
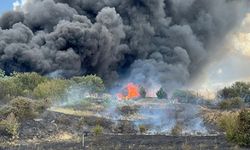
[117,83,140,100]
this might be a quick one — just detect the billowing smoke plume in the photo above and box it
[0,0,249,89]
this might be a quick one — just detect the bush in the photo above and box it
[71,75,105,94]
[9,97,38,120]
[0,113,19,138]
[217,109,250,146]
[33,79,71,100]
[0,79,19,103]
[235,109,250,146]
[12,72,47,96]
[139,125,147,134]
[171,123,183,136]
[156,87,168,99]
[218,82,250,102]
[92,125,103,136]
[218,97,244,110]
[217,112,238,141]
[139,86,146,98]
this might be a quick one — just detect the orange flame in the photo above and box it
[117,83,140,100]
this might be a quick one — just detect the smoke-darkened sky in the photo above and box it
[0,0,249,91]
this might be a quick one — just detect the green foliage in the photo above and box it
[0,113,19,138]
[156,87,167,99]
[139,86,146,98]
[0,72,48,103]
[218,82,250,102]
[235,109,250,146]
[72,75,105,94]
[0,79,19,103]
[218,109,250,146]
[12,72,47,96]
[218,97,244,110]
[33,79,70,99]
[92,125,103,136]
[9,97,38,120]
[139,125,147,134]
[217,113,238,141]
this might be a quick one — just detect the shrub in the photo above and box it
[156,87,168,99]
[217,109,250,146]
[235,109,250,146]
[0,79,19,103]
[217,82,250,102]
[9,97,38,120]
[139,86,146,98]
[33,79,70,100]
[0,105,17,118]
[218,97,244,110]
[71,75,105,94]
[92,125,103,136]
[139,125,147,134]
[171,123,183,136]
[171,123,182,136]
[12,72,47,96]
[34,99,51,113]
[217,112,238,141]
[0,113,19,138]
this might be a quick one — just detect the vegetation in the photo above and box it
[0,113,19,138]
[217,112,238,141]
[156,87,168,99]
[92,125,103,136]
[236,109,250,146]
[218,109,250,146]
[139,125,147,134]
[33,79,70,100]
[171,123,183,136]
[139,86,146,98]
[218,97,244,110]
[172,90,198,103]
[218,82,250,102]
[72,75,105,94]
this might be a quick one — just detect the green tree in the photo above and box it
[0,79,20,103]
[218,82,250,102]
[72,75,105,94]
[12,72,47,96]
[33,79,70,100]
[156,87,167,99]
[139,86,146,98]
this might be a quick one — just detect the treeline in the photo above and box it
[0,70,105,138]
[217,82,250,110]
[0,70,105,104]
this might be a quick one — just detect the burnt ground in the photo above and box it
[0,135,245,150]
[0,100,247,150]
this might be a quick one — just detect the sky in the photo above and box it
[0,0,16,14]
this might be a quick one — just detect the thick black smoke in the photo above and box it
[0,0,249,89]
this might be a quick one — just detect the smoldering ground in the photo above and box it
[0,0,249,90]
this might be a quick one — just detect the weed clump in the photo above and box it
[92,125,103,136]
